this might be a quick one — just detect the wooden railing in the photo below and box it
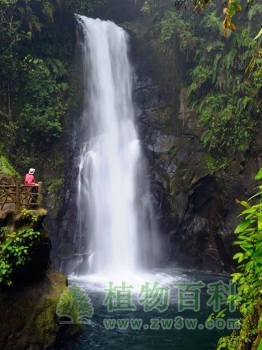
[0,182,42,212]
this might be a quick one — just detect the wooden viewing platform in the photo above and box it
[0,181,43,212]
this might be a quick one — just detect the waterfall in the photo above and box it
[74,16,159,277]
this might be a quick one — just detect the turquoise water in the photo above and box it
[52,269,237,350]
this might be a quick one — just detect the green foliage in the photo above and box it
[47,177,64,192]
[146,0,262,161]
[217,334,239,350]
[56,283,94,324]
[0,227,40,286]
[204,153,228,173]
[21,208,37,222]
[255,168,262,180]
[61,0,109,17]
[198,95,257,157]
[0,0,73,167]
[231,195,262,315]
[245,29,262,106]
[0,154,19,177]
[19,56,68,141]
[156,9,199,56]
[142,0,255,36]
[217,169,262,349]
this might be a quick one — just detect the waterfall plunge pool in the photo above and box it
[51,268,237,350]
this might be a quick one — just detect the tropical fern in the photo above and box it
[247,3,262,20]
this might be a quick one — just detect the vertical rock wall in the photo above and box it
[126,18,261,273]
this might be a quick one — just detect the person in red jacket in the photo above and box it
[24,168,39,205]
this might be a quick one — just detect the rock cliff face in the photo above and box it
[125,18,261,273]
[0,269,80,350]
[43,16,261,275]
[0,208,81,350]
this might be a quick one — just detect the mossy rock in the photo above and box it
[0,268,82,350]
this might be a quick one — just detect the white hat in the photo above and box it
[29,168,35,174]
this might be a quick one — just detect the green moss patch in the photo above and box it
[0,155,19,177]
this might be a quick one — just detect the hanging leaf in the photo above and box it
[255,168,262,180]
[258,340,262,350]
[254,29,262,41]
[234,219,251,233]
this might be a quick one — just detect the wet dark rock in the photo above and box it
[0,269,81,350]
[0,207,80,350]
[126,19,260,273]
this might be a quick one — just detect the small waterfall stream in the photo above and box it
[74,16,159,277]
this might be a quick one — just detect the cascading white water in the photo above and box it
[75,16,159,277]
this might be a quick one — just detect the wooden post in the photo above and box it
[38,182,42,208]
[16,181,20,212]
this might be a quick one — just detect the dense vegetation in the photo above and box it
[0,0,112,172]
[215,169,262,349]
[1,0,68,169]
[0,227,40,286]
[140,0,262,164]
[0,208,40,286]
